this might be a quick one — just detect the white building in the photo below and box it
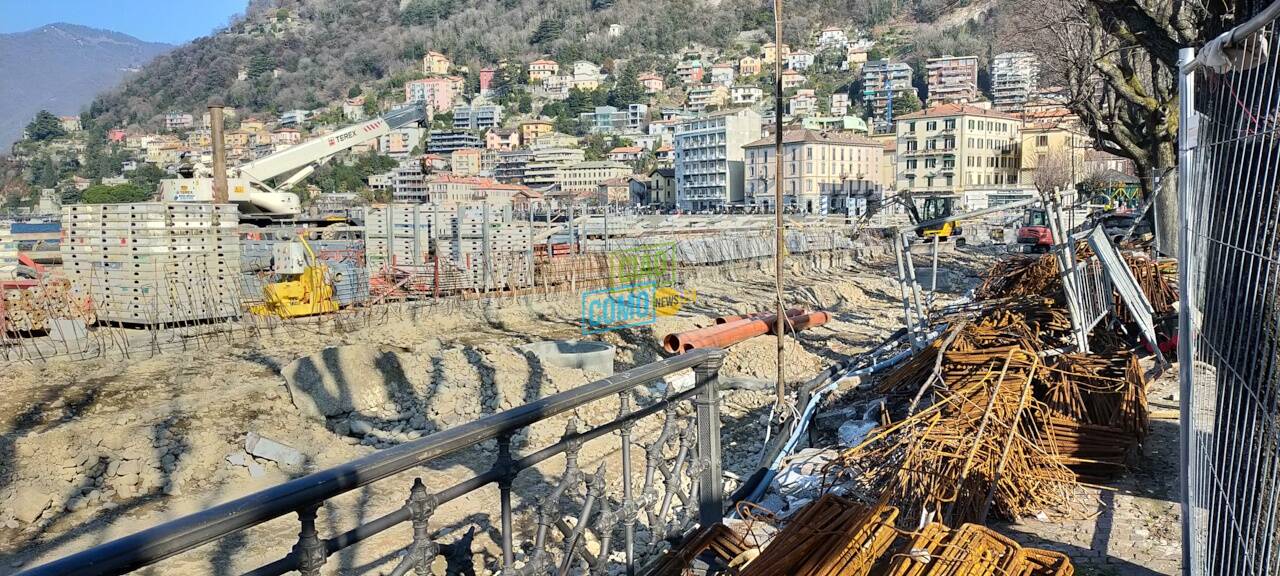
[709,63,735,86]
[925,55,981,105]
[731,86,764,106]
[453,100,503,131]
[818,27,849,51]
[831,92,851,116]
[992,52,1040,112]
[674,108,762,211]
[786,50,815,71]
[524,147,587,187]
[788,89,818,117]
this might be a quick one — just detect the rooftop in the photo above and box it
[896,103,1020,121]
[743,128,881,148]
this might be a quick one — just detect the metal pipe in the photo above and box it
[19,349,725,576]
[1176,45,1197,575]
[772,0,787,414]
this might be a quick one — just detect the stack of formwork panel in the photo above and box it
[0,222,15,279]
[437,207,531,291]
[365,204,446,270]
[61,203,241,325]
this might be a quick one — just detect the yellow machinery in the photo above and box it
[249,234,340,318]
[895,192,963,244]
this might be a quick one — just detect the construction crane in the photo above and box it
[160,103,428,222]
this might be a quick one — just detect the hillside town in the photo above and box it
[7,23,1138,218]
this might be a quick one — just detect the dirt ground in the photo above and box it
[0,245,997,574]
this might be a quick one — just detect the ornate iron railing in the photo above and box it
[19,348,727,576]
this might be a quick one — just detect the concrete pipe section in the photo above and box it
[519,340,617,375]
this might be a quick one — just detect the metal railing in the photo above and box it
[18,348,727,576]
[1178,3,1280,573]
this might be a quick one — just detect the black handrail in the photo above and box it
[19,348,725,576]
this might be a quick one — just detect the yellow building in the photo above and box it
[528,59,559,82]
[895,104,1022,202]
[555,161,632,196]
[519,120,555,146]
[762,42,790,65]
[422,51,451,75]
[451,148,483,176]
[739,56,762,76]
[743,129,884,213]
[1017,120,1090,191]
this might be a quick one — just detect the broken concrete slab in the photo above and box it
[245,432,305,474]
[281,345,415,421]
[12,488,53,524]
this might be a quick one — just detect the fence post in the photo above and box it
[693,352,724,527]
[1175,45,1197,575]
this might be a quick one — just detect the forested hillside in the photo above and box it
[86,0,1006,129]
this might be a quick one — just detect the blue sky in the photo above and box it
[0,0,249,44]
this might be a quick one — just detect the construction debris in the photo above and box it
[670,493,1076,576]
[662,309,829,354]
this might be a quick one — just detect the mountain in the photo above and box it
[84,0,1001,130]
[0,23,171,147]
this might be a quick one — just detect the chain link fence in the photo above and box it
[1178,3,1280,573]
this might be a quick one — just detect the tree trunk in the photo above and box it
[1152,168,1178,257]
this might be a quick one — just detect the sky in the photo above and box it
[0,0,249,44]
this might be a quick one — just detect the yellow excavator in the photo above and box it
[874,191,963,244]
[248,234,340,318]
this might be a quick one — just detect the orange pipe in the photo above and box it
[714,308,803,325]
[772,311,831,335]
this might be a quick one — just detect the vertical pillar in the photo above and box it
[1176,46,1197,575]
[693,353,724,527]
[208,105,228,204]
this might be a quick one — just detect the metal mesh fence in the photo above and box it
[1178,6,1280,573]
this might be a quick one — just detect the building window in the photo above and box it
[925,158,937,168]
[906,159,918,169]
[944,119,955,130]
[1036,135,1048,147]
[926,121,937,130]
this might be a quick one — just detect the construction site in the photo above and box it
[0,161,1190,576]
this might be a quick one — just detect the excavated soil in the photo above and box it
[0,246,993,574]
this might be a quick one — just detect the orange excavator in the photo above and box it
[1015,208,1054,253]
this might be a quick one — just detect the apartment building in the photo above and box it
[524,147,586,187]
[1017,120,1090,191]
[555,161,632,195]
[992,52,1040,112]
[422,51,451,75]
[391,158,430,203]
[831,93,851,116]
[762,42,790,64]
[786,50,815,71]
[710,63,735,86]
[894,104,1022,206]
[405,77,456,114]
[378,126,427,160]
[165,113,194,131]
[639,72,665,93]
[739,56,762,77]
[925,55,980,105]
[674,108,763,211]
[731,86,764,106]
[578,104,648,134]
[861,60,917,133]
[495,150,534,184]
[677,60,705,84]
[451,148,484,176]
[452,100,503,131]
[518,120,554,146]
[687,86,729,111]
[528,59,559,81]
[426,130,483,154]
[743,129,883,213]
[781,70,806,90]
[788,90,818,117]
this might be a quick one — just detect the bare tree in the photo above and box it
[1033,148,1073,194]
[1006,0,1232,252]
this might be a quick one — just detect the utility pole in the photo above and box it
[772,0,787,414]
[208,105,228,204]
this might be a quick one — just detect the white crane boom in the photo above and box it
[160,104,427,219]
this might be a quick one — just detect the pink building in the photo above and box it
[404,77,456,114]
[479,67,498,94]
